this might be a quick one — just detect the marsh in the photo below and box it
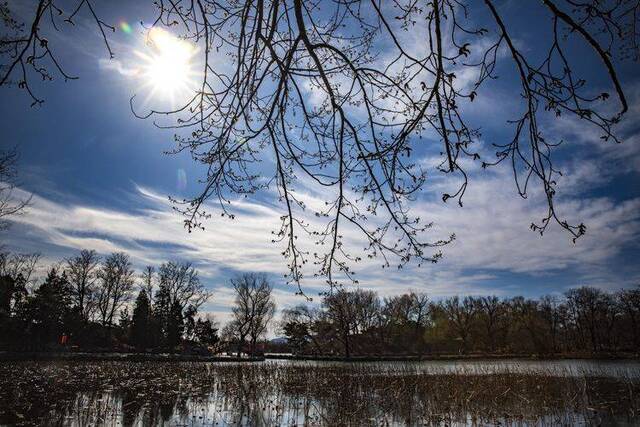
[0,359,638,426]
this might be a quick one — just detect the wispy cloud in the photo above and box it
[5,150,640,325]
[98,59,140,77]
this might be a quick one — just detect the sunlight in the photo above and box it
[136,28,196,100]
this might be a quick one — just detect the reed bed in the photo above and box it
[0,361,637,426]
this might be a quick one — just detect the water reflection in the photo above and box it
[269,358,640,378]
[0,361,637,426]
[55,389,634,427]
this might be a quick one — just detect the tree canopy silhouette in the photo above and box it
[1,0,638,289]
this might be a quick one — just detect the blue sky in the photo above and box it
[1,1,639,324]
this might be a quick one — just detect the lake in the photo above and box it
[0,359,638,426]
[269,357,640,377]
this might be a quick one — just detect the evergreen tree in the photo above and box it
[153,283,171,347]
[166,300,184,350]
[282,321,309,355]
[131,290,152,351]
[22,269,72,348]
[0,274,28,349]
[195,318,219,347]
[119,307,131,330]
[0,273,27,316]
[183,304,197,340]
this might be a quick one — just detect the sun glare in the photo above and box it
[137,28,196,100]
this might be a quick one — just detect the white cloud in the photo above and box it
[5,149,640,326]
[98,59,140,77]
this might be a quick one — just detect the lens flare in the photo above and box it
[177,168,187,191]
[136,28,196,100]
[119,21,132,34]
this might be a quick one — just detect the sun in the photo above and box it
[136,28,196,100]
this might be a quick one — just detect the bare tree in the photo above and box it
[3,1,639,289]
[141,0,637,289]
[323,289,358,358]
[618,287,640,348]
[157,261,210,312]
[0,149,31,231]
[95,252,135,327]
[229,273,276,356]
[565,287,620,352]
[476,296,505,353]
[352,289,382,334]
[0,251,40,284]
[539,295,563,354]
[65,249,100,321]
[248,291,276,356]
[441,296,476,354]
[383,292,430,328]
[140,266,156,305]
[0,251,40,315]
[0,0,113,106]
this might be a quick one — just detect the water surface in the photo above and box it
[0,359,637,426]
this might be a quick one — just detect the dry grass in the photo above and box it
[0,361,637,426]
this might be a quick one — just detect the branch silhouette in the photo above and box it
[2,0,638,287]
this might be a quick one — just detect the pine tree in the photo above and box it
[166,300,184,350]
[23,268,72,348]
[131,290,151,351]
[195,318,219,347]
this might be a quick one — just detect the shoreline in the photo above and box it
[0,351,264,363]
[264,353,640,362]
[1,351,638,363]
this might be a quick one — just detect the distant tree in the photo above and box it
[565,287,618,353]
[157,261,210,313]
[509,297,548,354]
[538,295,564,354]
[140,266,156,305]
[194,317,219,347]
[20,268,72,348]
[381,292,430,353]
[282,320,310,355]
[0,148,31,231]
[166,301,184,350]
[383,293,430,328]
[151,261,209,348]
[130,289,152,351]
[117,307,131,345]
[281,304,322,355]
[220,321,241,353]
[183,304,197,340]
[0,251,40,284]
[618,287,640,348]
[153,282,171,347]
[440,296,476,354]
[351,290,382,333]
[323,290,359,358]
[230,273,276,357]
[95,252,135,328]
[0,252,40,322]
[65,249,100,322]
[0,273,26,317]
[476,296,505,353]
[0,273,28,350]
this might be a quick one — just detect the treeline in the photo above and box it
[0,250,218,352]
[281,287,640,357]
[3,248,639,358]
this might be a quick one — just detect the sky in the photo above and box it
[1,1,639,326]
